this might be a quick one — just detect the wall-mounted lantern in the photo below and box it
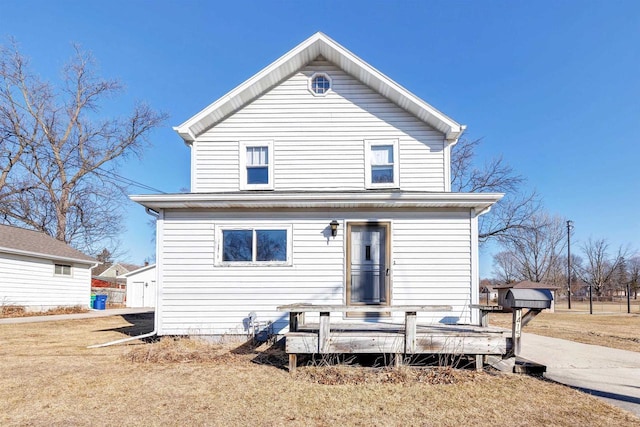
[329,220,340,237]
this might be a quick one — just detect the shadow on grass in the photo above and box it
[98,312,156,341]
[231,338,289,370]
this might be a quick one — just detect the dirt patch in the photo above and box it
[0,305,88,318]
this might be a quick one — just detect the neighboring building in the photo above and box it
[494,281,560,312]
[121,264,157,308]
[131,33,502,337]
[92,262,140,289]
[0,224,97,311]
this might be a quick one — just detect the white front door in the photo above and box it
[347,223,390,306]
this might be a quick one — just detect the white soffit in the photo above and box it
[130,191,503,212]
[174,32,464,144]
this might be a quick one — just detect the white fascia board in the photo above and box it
[174,34,322,143]
[0,247,98,266]
[130,191,503,211]
[119,264,156,278]
[174,32,464,143]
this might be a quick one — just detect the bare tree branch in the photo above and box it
[0,39,168,254]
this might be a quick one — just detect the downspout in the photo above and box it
[88,207,161,348]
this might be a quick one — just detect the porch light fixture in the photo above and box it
[330,220,340,237]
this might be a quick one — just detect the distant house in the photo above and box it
[120,264,156,308]
[479,283,499,303]
[494,281,560,312]
[92,262,141,289]
[0,224,98,311]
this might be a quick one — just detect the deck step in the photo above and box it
[488,356,546,376]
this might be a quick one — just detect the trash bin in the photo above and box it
[90,294,97,309]
[95,295,107,310]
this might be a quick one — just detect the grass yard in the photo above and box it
[1,314,639,426]
[489,303,640,353]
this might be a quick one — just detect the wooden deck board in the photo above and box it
[285,323,510,356]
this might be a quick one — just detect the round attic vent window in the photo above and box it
[309,73,331,96]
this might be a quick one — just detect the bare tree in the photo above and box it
[492,250,519,284]
[576,238,628,297]
[629,256,640,299]
[0,40,167,253]
[494,212,566,283]
[451,137,540,241]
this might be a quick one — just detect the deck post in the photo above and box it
[289,354,297,373]
[475,355,483,371]
[394,353,402,368]
[319,311,330,353]
[289,311,304,332]
[405,311,417,354]
[479,310,489,327]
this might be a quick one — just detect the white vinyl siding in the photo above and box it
[156,209,472,336]
[0,253,92,310]
[191,61,446,193]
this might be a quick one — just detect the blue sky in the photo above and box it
[1,1,638,274]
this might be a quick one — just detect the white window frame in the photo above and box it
[308,72,332,96]
[239,140,274,190]
[216,225,293,267]
[54,263,72,277]
[364,139,399,189]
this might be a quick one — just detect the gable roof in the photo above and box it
[174,32,465,145]
[0,224,97,265]
[93,262,141,277]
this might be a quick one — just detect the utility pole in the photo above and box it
[567,220,573,309]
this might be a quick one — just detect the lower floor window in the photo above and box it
[221,227,289,264]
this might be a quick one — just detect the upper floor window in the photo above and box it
[308,72,332,96]
[54,264,72,276]
[240,141,274,190]
[365,139,399,189]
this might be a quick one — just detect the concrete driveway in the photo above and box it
[520,333,640,418]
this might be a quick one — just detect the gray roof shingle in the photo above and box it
[0,224,96,264]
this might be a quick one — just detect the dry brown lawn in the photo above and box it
[1,314,639,426]
[489,302,640,353]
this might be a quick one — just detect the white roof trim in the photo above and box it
[0,246,100,267]
[118,263,156,278]
[174,32,465,144]
[131,191,503,212]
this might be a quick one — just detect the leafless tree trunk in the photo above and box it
[629,257,640,299]
[0,40,167,254]
[576,238,628,297]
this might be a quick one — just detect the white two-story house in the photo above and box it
[132,33,502,337]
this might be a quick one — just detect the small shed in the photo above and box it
[494,281,559,312]
[0,224,98,311]
[121,264,156,308]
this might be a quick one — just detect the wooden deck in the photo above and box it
[277,304,511,372]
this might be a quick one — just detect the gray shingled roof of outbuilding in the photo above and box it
[0,224,96,264]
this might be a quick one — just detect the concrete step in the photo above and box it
[487,356,546,376]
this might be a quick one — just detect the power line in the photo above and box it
[1,139,168,193]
